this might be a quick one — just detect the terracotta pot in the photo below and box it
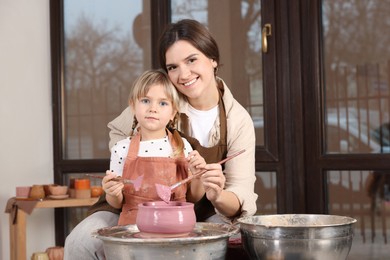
[75,189,91,199]
[74,179,90,190]
[136,201,196,235]
[49,185,68,196]
[43,185,55,196]
[91,186,103,197]
[29,185,45,200]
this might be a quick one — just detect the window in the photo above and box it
[50,0,154,244]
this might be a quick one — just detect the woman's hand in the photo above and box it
[200,164,226,202]
[200,164,241,218]
[186,151,206,202]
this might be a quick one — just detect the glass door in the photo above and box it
[50,0,153,244]
[302,0,390,258]
[170,0,278,215]
[322,1,390,257]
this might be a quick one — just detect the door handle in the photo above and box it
[262,23,272,53]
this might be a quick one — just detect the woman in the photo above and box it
[64,19,257,260]
[109,19,257,221]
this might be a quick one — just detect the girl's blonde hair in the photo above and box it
[129,69,184,157]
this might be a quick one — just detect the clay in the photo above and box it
[132,175,143,191]
[155,184,171,203]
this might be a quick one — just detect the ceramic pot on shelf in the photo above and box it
[74,179,91,199]
[29,185,45,200]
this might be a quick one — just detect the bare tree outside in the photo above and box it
[323,1,390,256]
[171,0,263,143]
[64,14,143,159]
[323,0,390,154]
[62,0,263,158]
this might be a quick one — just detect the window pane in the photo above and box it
[63,0,151,159]
[64,172,104,234]
[327,170,390,259]
[171,0,264,146]
[255,171,277,214]
[323,1,390,154]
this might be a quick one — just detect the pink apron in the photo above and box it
[118,131,188,225]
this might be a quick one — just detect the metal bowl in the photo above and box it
[93,222,239,260]
[238,214,357,260]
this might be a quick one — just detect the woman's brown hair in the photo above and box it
[158,19,220,74]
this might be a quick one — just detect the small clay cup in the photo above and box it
[29,185,45,200]
[16,186,31,198]
[49,185,68,196]
[75,179,90,190]
[136,201,196,235]
[43,185,54,196]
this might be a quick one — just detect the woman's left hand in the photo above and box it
[200,164,226,202]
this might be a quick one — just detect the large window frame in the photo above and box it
[50,0,296,246]
[49,0,171,245]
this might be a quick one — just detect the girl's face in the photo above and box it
[131,84,176,140]
[165,40,218,104]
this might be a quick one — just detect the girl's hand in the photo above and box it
[102,170,124,198]
[200,164,225,202]
[187,150,206,176]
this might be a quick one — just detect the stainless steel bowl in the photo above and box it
[238,214,357,260]
[93,222,239,260]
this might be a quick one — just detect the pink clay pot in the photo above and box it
[136,201,196,234]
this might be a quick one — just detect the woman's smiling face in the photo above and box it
[165,40,218,102]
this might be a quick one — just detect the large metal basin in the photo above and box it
[94,223,238,260]
[238,214,357,260]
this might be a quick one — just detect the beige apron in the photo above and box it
[118,131,188,225]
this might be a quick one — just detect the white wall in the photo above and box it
[0,0,55,259]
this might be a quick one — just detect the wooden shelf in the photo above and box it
[7,197,98,260]
[35,197,98,208]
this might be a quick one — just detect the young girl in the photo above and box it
[102,69,205,225]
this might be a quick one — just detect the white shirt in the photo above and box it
[109,136,193,176]
[187,104,219,147]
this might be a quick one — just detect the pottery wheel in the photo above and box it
[94,223,239,243]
